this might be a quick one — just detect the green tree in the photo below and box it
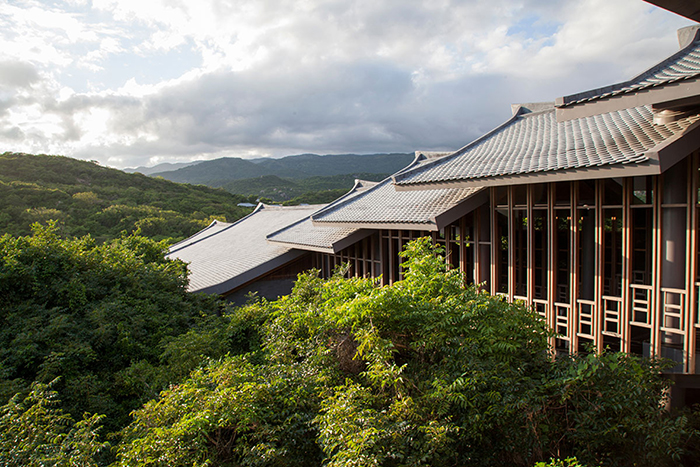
[0,379,106,466]
[116,238,699,466]
[0,222,223,434]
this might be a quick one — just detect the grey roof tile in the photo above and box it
[312,168,482,226]
[267,216,362,251]
[167,204,323,293]
[265,179,379,251]
[394,105,700,186]
[559,31,700,107]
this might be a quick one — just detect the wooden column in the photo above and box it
[527,185,535,304]
[491,188,498,296]
[508,186,515,301]
[547,183,556,348]
[651,175,662,358]
[685,155,697,373]
[569,183,578,353]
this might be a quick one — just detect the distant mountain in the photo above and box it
[124,161,201,175]
[220,173,388,202]
[150,153,414,186]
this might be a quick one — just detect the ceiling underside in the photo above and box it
[644,0,700,23]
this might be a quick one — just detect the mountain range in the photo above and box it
[135,152,415,202]
[148,153,414,186]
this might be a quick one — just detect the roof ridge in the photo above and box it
[312,155,429,221]
[312,177,392,221]
[556,28,700,108]
[393,110,523,185]
[169,219,239,254]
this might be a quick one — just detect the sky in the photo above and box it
[0,0,693,169]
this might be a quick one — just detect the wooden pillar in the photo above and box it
[508,186,515,301]
[490,187,498,296]
[459,216,467,283]
[686,155,697,373]
[527,185,535,304]
[568,183,578,353]
[474,208,481,285]
[547,183,556,347]
[651,175,662,358]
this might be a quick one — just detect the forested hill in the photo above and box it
[0,152,252,242]
[150,152,415,185]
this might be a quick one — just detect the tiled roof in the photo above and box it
[312,171,482,227]
[558,29,700,107]
[394,105,700,187]
[266,216,363,252]
[167,204,323,294]
[266,180,378,251]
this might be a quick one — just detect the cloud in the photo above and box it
[0,61,39,88]
[0,0,693,168]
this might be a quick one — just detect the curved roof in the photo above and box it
[393,105,700,188]
[266,180,377,252]
[167,204,323,294]
[557,28,700,109]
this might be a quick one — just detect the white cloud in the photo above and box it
[0,0,693,168]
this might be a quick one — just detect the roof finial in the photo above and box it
[677,25,700,49]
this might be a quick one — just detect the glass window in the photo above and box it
[632,176,653,205]
[495,186,508,207]
[603,178,624,206]
[662,161,688,205]
[555,182,571,206]
[513,185,527,206]
[533,209,548,300]
[532,184,548,206]
[578,180,596,207]
[496,209,509,294]
[513,210,527,297]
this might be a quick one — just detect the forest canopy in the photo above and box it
[1,230,698,466]
[0,222,225,435]
[114,239,700,467]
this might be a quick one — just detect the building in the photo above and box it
[170,19,700,399]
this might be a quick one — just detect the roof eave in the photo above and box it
[393,162,660,191]
[311,219,439,231]
[189,250,307,295]
[643,1,700,23]
[556,78,700,121]
[393,119,700,191]
[432,188,489,229]
[267,229,374,254]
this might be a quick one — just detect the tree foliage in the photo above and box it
[0,222,223,433]
[115,238,700,466]
[0,379,106,467]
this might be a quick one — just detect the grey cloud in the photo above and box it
[0,61,39,88]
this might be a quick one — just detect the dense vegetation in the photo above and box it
[0,152,252,242]
[2,230,698,466]
[113,240,700,467]
[0,223,224,436]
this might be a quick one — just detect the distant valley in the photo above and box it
[139,153,415,202]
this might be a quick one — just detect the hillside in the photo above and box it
[0,152,252,242]
[123,161,201,175]
[151,153,414,186]
[220,172,388,203]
